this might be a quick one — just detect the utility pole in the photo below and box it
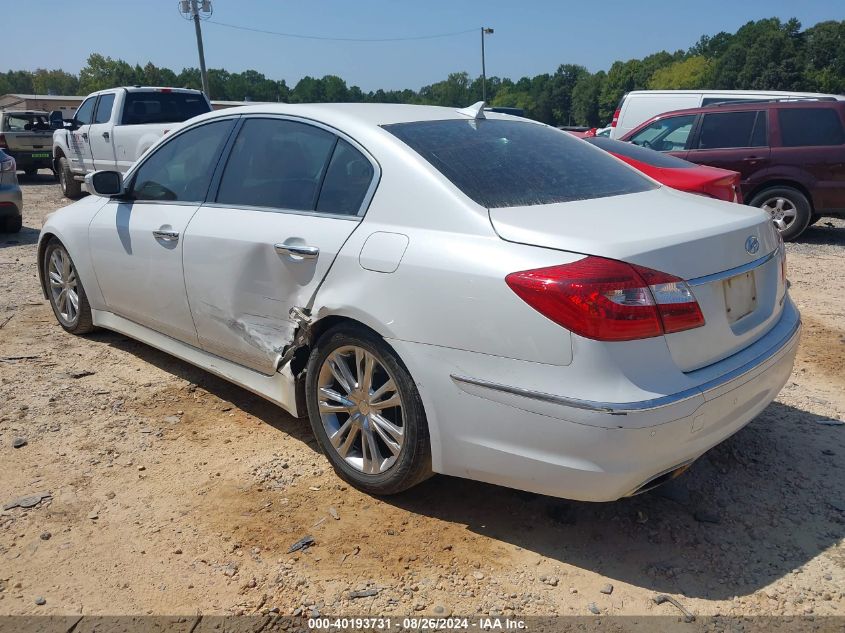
[190,0,210,96]
[481,27,494,103]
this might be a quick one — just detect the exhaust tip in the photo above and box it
[626,461,694,497]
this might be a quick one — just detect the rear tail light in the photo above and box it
[0,134,7,149]
[611,109,621,128]
[505,256,705,342]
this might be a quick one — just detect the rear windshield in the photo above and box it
[3,113,50,132]
[586,136,694,168]
[121,92,211,126]
[383,119,655,208]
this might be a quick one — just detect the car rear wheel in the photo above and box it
[43,239,94,334]
[749,186,811,242]
[305,325,431,495]
[58,157,83,199]
[3,215,22,233]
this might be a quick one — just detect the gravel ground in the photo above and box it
[0,173,843,619]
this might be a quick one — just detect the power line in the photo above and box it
[205,20,478,43]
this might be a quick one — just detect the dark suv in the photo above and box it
[621,99,845,240]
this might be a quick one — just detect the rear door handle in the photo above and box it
[274,243,319,260]
[81,132,88,141]
[153,229,179,242]
[102,131,110,140]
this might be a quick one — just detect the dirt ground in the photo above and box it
[1,172,843,619]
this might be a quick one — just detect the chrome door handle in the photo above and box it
[153,229,179,242]
[274,243,319,260]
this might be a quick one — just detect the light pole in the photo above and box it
[481,27,494,103]
[179,0,212,97]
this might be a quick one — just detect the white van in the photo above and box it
[609,90,844,139]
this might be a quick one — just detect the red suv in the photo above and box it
[621,99,845,240]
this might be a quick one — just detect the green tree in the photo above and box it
[571,71,606,126]
[648,56,712,89]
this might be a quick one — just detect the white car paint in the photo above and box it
[39,103,800,501]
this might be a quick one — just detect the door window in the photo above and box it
[697,111,763,149]
[129,119,233,202]
[316,139,375,216]
[628,115,695,151]
[93,94,115,124]
[74,97,96,126]
[778,108,845,147]
[216,118,338,211]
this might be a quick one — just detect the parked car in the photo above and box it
[585,136,741,202]
[38,103,799,502]
[0,149,23,233]
[621,99,845,240]
[609,90,843,140]
[0,110,54,177]
[51,86,212,199]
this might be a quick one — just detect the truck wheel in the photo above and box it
[58,157,83,199]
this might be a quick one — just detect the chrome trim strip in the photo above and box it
[686,249,777,287]
[451,318,800,415]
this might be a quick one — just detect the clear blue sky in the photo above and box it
[2,0,841,91]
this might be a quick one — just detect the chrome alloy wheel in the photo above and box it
[317,345,405,474]
[761,196,797,233]
[48,247,80,326]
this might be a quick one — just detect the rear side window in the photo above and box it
[586,137,694,168]
[697,111,765,149]
[384,119,654,208]
[121,92,211,126]
[216,118,338,211]
[130,119,233,202]
[778,108,845,147]
[628,115,695,152]
[93,94,115,124]
[316,139,375,216]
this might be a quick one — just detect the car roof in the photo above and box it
[642,99,845,120]
[199,102,521,126]
[87,86,206,97]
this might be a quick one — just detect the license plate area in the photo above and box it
[723,271,757,324]
[31,152,50,158]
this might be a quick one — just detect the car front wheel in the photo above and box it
[749,186,811,242]
[43,239,94,334]
[305,325,431,495]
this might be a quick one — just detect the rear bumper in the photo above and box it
[0,187,23,217]
[391,301,800,502]
[5,150,52,169]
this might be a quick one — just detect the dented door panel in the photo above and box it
[182,205,360,375]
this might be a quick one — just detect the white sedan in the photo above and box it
[37,102,800,501]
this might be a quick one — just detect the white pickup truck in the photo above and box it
[51,86,212,198]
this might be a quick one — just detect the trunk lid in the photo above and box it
[490,187,786,371]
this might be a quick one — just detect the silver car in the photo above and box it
[0,149,23,233]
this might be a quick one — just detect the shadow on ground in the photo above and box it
[795,222,845,246]
[86,330,843,602]
[0,224,39,246]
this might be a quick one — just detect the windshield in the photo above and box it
[383,119,655,208]
[587,136,695,168]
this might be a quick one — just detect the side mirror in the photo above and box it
[86,171,124,197]
[49,110,65,130]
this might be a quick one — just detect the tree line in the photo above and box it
[2,17,842,127]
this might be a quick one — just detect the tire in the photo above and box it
[748,186,811,242]
[3,215,22,233]
[57,156,83,199]
[42,239,94,335]
[305,325,432,495]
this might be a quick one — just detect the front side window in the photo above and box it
[385,119,654,208]
[628,115,695,152]
[216,118,338,211]
[74,98,96,126]
[93,94,115,124]
[697,111,764,149]
[778,108,845,147]
[129,119,233,202]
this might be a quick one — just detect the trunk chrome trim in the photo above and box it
[686,248,778,287]
[451,317,800,415]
